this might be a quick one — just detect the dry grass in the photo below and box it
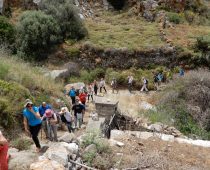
[0,49,63,98]
[166,23,210,49]
[82,11,165,50]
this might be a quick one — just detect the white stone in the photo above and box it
[60,142,79,154]
[44,143,68,166]
[110,130,126,139]
[148,123,163,132]
[38,156,48,161]
[139,101,155,110]
[30,159,65,170]
[58,132,75,143]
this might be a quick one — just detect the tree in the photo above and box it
[39,0,87,40]
[0,16,15,45]
[16,10,61,60]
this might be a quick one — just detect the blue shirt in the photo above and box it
[39,104,52,117]
[23,106,42,126]
[69,89,76,97]
[179,69,184,76]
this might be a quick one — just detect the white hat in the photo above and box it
[24,99,33,107]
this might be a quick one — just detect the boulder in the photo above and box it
[9,151,38,170]
[60,142,79,154]
[43,143,68,166]
[148,123,164,132]
[109,139,125,147]
[58,132,75,143]
[30,159,65,170]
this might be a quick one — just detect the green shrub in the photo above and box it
[16,10,61,60]
[39,0,87,40]
[0,16,15,45]
[167,12,183,24]
[195,35,210,53]
[184,10,196,23]
[83,151,97,166]
[10,138,33,150]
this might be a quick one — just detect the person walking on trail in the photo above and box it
[157,72,163,85]
[39,102,52,139]
[111,78,118,94]
[72,98,85,129]
[179,66,185,77]
[59,107,74,133]
[87,84,94,102]
[99,78,107,93]
[93,80,98,96]
[128,75,133,93]
[141,77,149,92]
[0,130,8,170]
[79,90,87,106]
[69,86,76,104]
[23,99,42,152]
[41,109,58,142]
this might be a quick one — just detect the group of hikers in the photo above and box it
[22,97,85,153]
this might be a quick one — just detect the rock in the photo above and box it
[84,144,97,154]
[9,151,38,170]
[148,123,164,132]
[30,159,65,170]
[38,156,48,161]
[75,157,82,169]
[8,147,19,154]
[58,132,75,143]
[45,69,68,80]
[110,130,126,140]
[60,142,79,154]
[109,139,125,147]
[44,143,69,166]
[79,13,85,20]
[69,154,77,161]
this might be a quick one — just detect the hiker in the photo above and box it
[111,78,118,94]
[93,80,98,95]
[140,77,149,92]
[39,102,52,139]
[72,97,85,129]
[157,72,163,85]
[59,107,74,133]
[99,78,107,93]
[23,99,42,152]
[41,109,58,142]
[87,84,94,102]
[0,130,8,170]
[69,86,76,104]
[153,72,159,91]
[128,75,133,93]
[179,67,185,77]
[79,90,87,106]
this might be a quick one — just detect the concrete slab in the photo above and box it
[86,117,105,133]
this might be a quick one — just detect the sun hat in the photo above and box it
[45,109,53,118]
[24,99,33,108]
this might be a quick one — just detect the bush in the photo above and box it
[184,10,196,23]
[153,70,210,139]
[0,16,15,45]
[167,12,183,24]
[195,35,210,53]
[16,10,61,60]
[39,0,87,40]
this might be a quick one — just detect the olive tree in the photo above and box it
[16,10,61,60]
[39,0,87,40]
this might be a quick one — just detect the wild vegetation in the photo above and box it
[144,70,210,140]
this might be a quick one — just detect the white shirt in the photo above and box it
[99,80,105,87]
[128,76,133,84]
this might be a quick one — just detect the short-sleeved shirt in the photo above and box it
[72,104,85,116]
[69,89,76,97]
[39,104,52,117]
[23,106,42,126]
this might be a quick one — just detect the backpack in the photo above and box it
[49,112,61,124]
[145,79,148,84]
